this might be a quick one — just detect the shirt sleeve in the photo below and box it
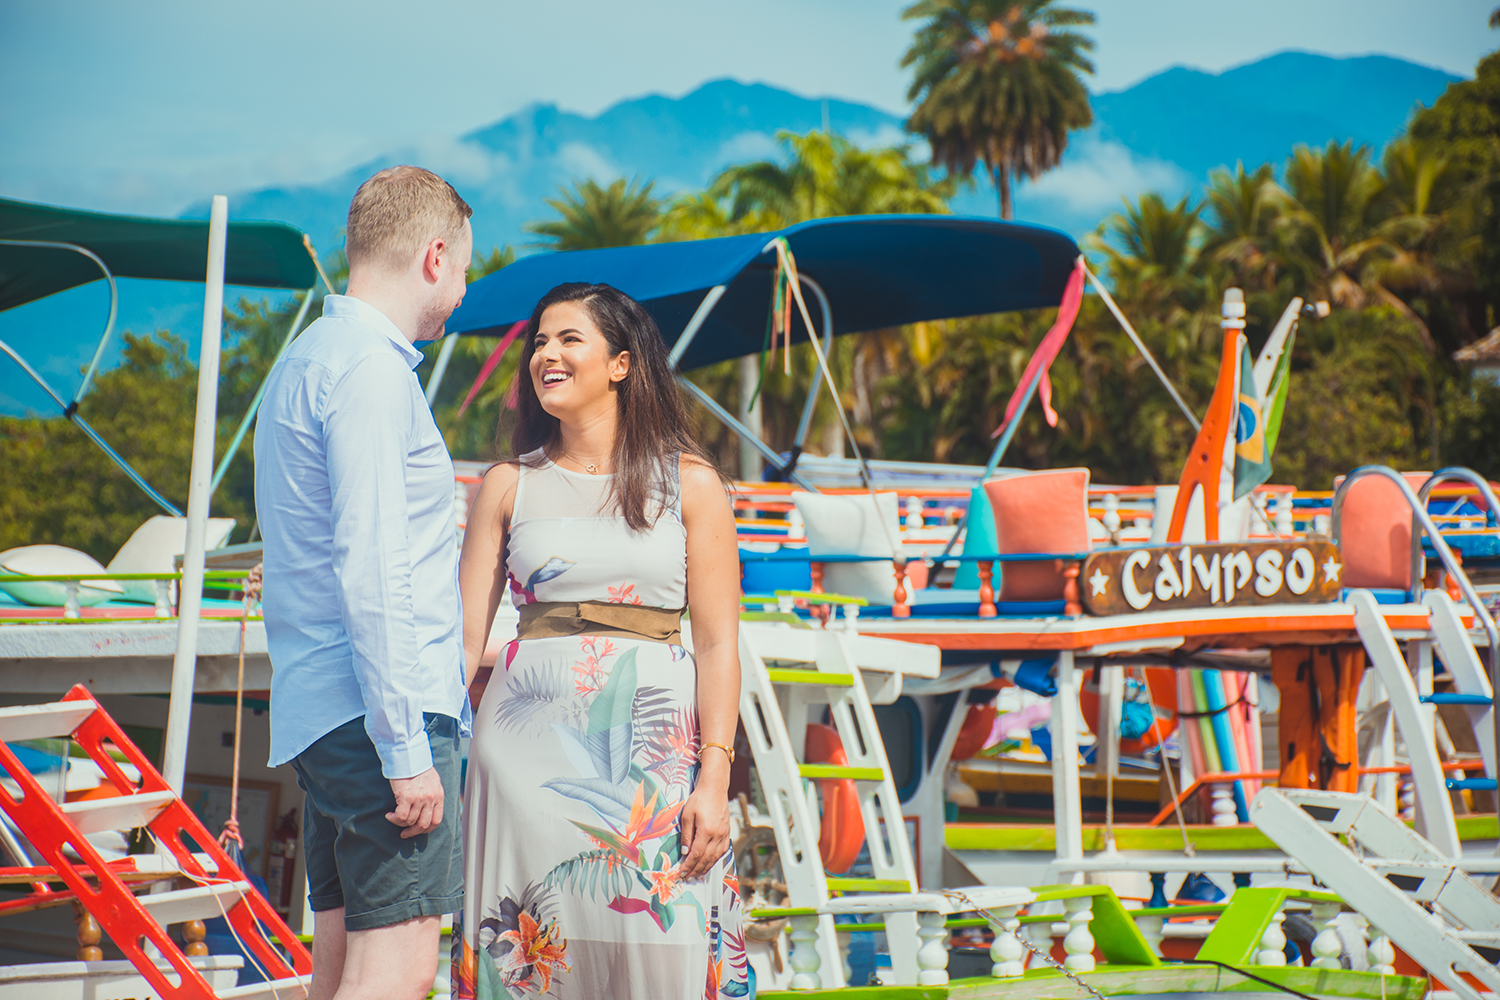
[323,352,431,779]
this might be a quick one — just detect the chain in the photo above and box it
[942,889,1107,1000]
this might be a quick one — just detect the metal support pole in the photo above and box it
[791,276,834,451]
[162,194,229,796]
[1083,262,1201,431]
[211,286,316,496]
[0,239,118,403]
[678,376,816,492]
[425,333,459,406]
[666,285,727,369]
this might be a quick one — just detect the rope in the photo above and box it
[767,238,904,565]
[219,565,262,853]
[1149,694,1194,858]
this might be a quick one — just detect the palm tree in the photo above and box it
[1277,141,1435,347]
[1088,193,1207,316]
[901,0,1095,219]
[701,130,954,230]
[1201,161,1285,290]
[527,177,662,250]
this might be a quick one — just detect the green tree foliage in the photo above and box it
[902,0,1094,218]
[526,177,662,251]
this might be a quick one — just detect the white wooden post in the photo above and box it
[1310,902,1343,970]
[1136,914,1165,957]
[915,910,950,985]
[1255,904,1288,965]
[989,905,1025,977]
[1052,652,1085,865]
[162,194,228,795]
[788,913,822,990]
[1062,896,1096,972]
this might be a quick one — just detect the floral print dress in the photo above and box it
[455,452,749,1000]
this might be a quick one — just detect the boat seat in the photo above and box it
[983,468,1091,602]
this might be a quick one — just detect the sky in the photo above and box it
[1,0,1493,219]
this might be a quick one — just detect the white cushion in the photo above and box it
[0,545,123,607]
[791,491,902,604]
[107,516,237,603]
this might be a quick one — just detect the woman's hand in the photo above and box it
[677,755,732,879]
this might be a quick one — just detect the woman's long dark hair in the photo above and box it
[508,282,723,530]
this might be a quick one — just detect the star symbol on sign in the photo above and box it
[1322,556,1342,584]
[1089,567,1110,597]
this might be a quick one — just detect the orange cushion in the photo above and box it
[1334,472,1429,591]
[983,469,1091,601]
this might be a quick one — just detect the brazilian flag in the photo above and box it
[1233,343,1272,499]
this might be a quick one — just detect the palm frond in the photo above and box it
[544,849,642,902]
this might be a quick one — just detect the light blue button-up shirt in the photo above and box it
[255,294,469,778]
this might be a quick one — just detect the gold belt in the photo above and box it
[515,600,683,645]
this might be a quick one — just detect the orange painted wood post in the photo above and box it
[1272,646,1317,789]
[1313,645,1363,792]
[1165,326,1240,543]
[892,561,911,619]
[977,560,997,618]
[810,562,824,594]
[1060,561,1082,617]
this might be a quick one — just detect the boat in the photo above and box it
[1,201,1498,1000]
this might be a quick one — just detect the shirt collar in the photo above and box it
[323,294,426,369]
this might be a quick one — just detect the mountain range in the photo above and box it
[188,50,1460,256]
[0,50,1464,415]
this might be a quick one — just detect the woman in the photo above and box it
[453,282,749,999]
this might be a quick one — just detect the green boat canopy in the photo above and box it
[0,196,320,312]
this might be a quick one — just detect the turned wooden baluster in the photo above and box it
[977,560,997,618]
[73,901,103,961]
[1059,560,1082,617]
[892,561,910,618]
[809,563,830,626]
[183,918,209,956]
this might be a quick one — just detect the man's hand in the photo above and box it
[387,767,444,839]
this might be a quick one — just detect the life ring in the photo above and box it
[804,723,866,874]
[1078,666,1178,755]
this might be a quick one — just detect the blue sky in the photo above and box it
[0,0,1493,415]
[1,0,1493,218]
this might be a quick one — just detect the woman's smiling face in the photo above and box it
[530,301,630,420]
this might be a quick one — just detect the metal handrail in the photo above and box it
[1333,465,1500,782]
[1414,467,1500,603]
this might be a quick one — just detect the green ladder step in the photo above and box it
[798,763,885,781]
[765,668,853,687]
[825,877,912,893]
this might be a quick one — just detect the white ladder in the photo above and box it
[736,618,938,987]
[1252,786,1500,1000]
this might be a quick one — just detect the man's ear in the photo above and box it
[422,238,447,284]
[609,351,631,383]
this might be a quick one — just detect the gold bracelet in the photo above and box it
[701,741,735,764]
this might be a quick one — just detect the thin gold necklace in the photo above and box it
[558,450,607,475]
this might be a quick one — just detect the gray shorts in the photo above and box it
[291,713,463,932]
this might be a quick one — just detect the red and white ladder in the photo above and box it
[0,683,312,999]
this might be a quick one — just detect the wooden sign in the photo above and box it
[1080,540,1343,616]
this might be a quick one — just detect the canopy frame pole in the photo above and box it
[790,276,834,454]
[163,194,229,796]
[666,285,728,369]
[0,239,118,404]
[425,335,459,406]
[678,376,816,492]
[0,335,183,515]
[211,286,317,496]
[1082,261,1200,431]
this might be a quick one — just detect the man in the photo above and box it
[255,165,473,1000]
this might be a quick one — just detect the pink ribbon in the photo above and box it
[455,320,527,418]
[991,258,1086,438]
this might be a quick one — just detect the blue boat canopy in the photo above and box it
[448,215,1080,370]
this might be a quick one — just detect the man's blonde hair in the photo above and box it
[345,165,473,273]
